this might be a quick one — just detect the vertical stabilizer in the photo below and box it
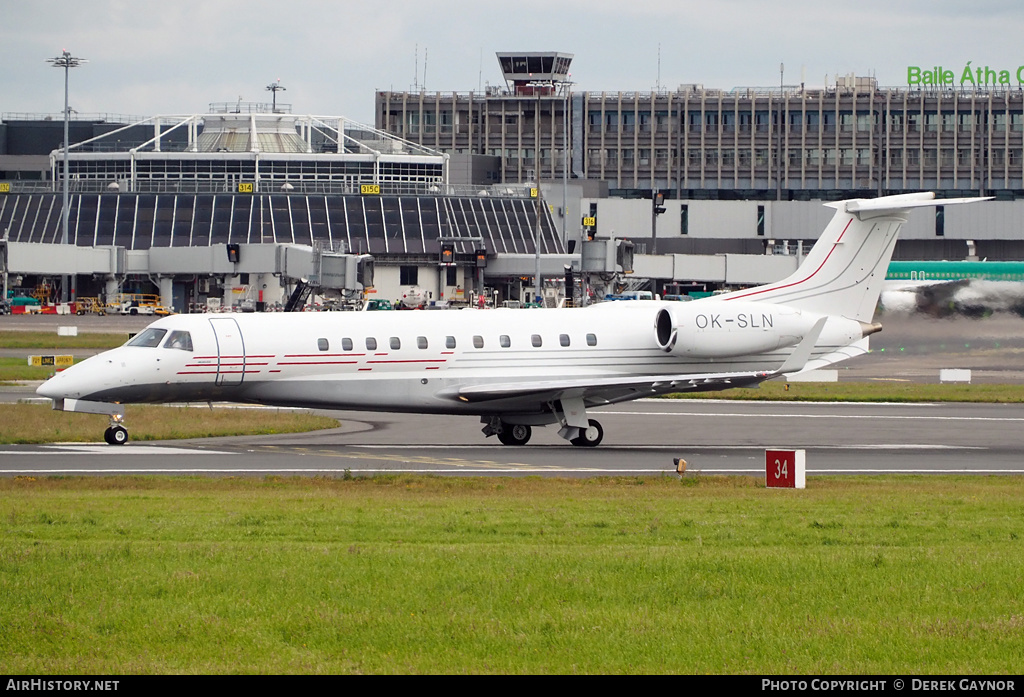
[717,193,990,322]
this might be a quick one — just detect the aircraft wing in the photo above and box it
[445,317,826,408]
[447,367,776,407]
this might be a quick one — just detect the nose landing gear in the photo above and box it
[103,413,129,445]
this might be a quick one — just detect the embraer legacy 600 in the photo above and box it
[38,192,988,446]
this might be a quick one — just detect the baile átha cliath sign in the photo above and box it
[908,62,1024,87]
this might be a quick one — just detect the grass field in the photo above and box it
[0,356,86,383]
[2,475,1022,674]
[4,329,1023,675]
[0,331,128,350]
[0,329,125,384]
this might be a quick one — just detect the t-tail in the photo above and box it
[716,192,991,322]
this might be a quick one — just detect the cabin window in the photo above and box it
[417,336,428,349]
[366,337,377,350]
[500,335,511,348]
[390,337,401,350]
[317,338,329,351]
[342,338,353,351]
[586,333,598,346]
[164,331,193,352]
[531,334,542,347]
[559,334,570,347]
[473,335,484,349]
[128,328,167,348]
[446,336,456,349]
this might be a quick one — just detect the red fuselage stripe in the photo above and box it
[724,218,852,301]
[366,359,447,364]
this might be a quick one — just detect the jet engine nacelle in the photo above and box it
[654,301,822,358]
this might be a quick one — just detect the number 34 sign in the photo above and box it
[766,449,806,489]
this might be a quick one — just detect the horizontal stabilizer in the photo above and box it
[776,317,827,375]
[793,337,870,375]
[843,193,993,219]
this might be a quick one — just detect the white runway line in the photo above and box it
[599,410,1024,422]
[350,444,983,450]
[33,444,236,455]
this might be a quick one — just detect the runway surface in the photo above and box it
[4,399,1024,477]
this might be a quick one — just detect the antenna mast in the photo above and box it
[657,44,661,91]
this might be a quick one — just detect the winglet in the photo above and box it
[777,317,827,376]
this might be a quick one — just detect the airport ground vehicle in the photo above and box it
[108,294,172,316]
[75,297,106,316]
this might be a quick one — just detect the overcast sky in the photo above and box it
[3,0,1023,124]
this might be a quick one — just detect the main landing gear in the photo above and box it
[497,423,532,446]
[569,419,604,448]
[482,416,605,447]
[483,418,534,445]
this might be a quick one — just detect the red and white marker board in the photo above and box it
[765,449,805,489]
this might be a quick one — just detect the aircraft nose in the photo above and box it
[36,351,121,401]
[35,375,63,399]
[37,361,91,400]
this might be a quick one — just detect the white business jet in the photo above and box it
[38,192,988,446]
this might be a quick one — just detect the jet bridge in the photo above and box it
[6,241,373,310]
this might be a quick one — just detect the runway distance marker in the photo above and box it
[28,355,74,367]
[766,449,805,489]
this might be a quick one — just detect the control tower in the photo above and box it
[496,51,573,95]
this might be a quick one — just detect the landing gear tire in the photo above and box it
[570,419,604,447]
[104,425,129,445]
[497,423,532,446]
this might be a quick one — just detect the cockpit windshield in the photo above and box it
[127,328,167,348]
[164,330,193,352]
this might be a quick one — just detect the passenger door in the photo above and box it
[209,317,246,386]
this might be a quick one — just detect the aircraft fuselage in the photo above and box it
[40,300,845,418]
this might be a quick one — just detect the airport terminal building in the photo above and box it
[377,53,1024,260]
[0,102,565,310]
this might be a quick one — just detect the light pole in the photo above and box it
[266,79,286,113]
[47,49,86,304]
[562,81,571,252]
[777,62,784,202]
[2,226,9,311]
[527,81,545,305]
